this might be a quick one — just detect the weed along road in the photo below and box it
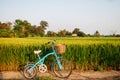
[0,70,120,80]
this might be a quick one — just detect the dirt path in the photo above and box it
[0,70,120,80]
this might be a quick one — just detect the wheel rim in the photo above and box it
[53,58,72,78]
[24,66,37,79]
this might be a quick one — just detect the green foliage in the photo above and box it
[58,29,67,37]
[94,30,100,37]
[77,31,86,37]
[40,21,48,30]
[0,37,120,71]
[72,28,86,37]
[0,22,12,30]
[1,20,120,37]
[0,29,15,37]
[47,31,57,37]
[12,19,48,37]
[72,28,80,34]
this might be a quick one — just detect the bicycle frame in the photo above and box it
[27,49,63,73]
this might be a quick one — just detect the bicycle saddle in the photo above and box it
[34,50,41,54]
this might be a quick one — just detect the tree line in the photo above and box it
[0,19,48,37]
[0,19,120,37]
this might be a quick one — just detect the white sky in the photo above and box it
[0,0,120,35]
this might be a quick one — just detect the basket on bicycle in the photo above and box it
[55,44,66,54]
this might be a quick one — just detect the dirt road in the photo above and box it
[0,70,120,80]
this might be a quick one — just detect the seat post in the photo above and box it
[37,54,41,60]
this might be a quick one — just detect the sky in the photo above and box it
[0,0,120,35]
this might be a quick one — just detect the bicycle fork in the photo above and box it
[55,55,64,70]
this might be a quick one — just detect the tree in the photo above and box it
[13,19,23,32]
[47,31,57,37]
[29,25,37,34]
[116,34,120,37]
[40,21,48,30]
[58,29,67,37]
[47,31,52,37]
[36,26,44,37]
[13,19,49,37]
[0,20,50,37]
[37,20,48,36]
[94,30,100,37]
[72,28,80,34]
[13,19,25,37]
[0,22,12,30]
[0,22,14,37]
[78,31,86,37]
[13,19,33,37]
[0,29,15,38]
[66,31,72,36]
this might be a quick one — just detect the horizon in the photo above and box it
[0,0,120,35]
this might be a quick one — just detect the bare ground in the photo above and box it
[0,70,120,80]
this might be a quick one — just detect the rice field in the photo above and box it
[0,37,120,71]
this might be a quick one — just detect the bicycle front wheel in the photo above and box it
[23,65,37,79]
[52,58,72,78]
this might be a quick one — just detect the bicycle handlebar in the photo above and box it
[45,40,56,45]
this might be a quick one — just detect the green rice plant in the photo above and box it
[0,37,120,71]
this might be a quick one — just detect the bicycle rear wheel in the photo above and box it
[52,58,72,78]
[23,65,37,79]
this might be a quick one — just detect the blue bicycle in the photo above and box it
[23,40,72,79]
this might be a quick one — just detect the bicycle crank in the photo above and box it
[38,64,47,73]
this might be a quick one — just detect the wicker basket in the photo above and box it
[55,44,66,54]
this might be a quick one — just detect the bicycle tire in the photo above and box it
[52,58,72,78]
[23,65,37,79]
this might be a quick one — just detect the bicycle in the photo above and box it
[23,40,72,79]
